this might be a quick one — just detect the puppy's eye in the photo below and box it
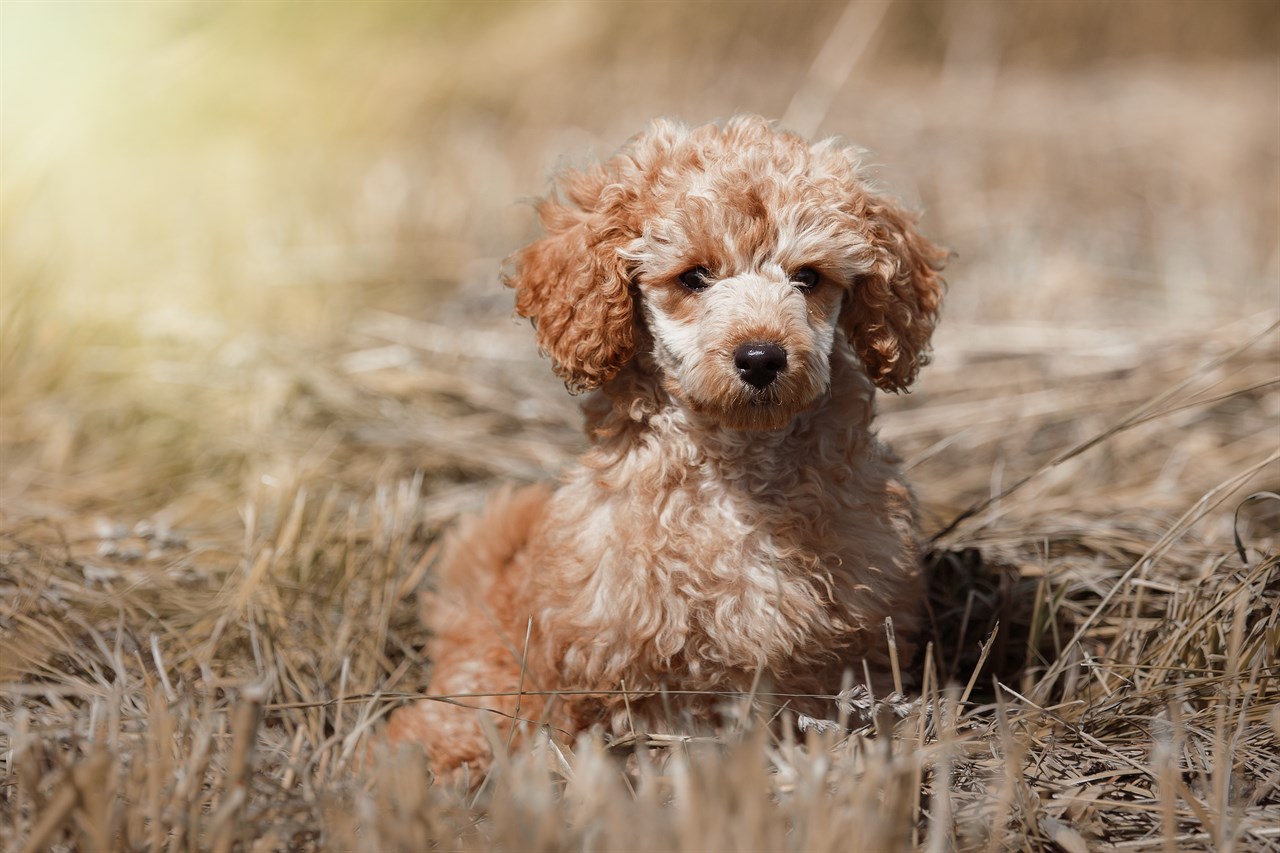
[678,267,712,292]
[791,267,820,291]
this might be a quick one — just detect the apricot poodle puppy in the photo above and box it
[387,116,947,777]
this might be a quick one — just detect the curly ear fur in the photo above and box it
[504,167,637,394]
[841,195,947,393]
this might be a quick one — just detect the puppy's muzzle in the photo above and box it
[734,342,787,389]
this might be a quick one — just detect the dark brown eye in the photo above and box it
[791,267,820,291]
[679,267,712,292]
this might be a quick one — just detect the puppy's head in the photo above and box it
[506,116,947,428]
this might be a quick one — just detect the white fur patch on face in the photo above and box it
[638,270,841,430]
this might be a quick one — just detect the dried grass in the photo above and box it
[2,3,1278,851]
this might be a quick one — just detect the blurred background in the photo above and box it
[2,0,1277,533]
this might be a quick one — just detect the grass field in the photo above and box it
[2,2,1278,850]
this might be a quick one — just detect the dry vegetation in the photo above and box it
[2,2,1278,850]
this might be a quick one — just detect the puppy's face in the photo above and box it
[506,117,946,427]
[626,184,875,430]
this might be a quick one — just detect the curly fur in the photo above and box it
[385,116,947,778]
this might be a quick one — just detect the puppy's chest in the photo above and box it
[589,467,856,672]
[621,456,856,581]
[542,449,889,681]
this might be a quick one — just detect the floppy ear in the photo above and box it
[841,195,947,392]
[504,170,637,394]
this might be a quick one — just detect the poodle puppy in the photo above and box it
[386,116,947,777]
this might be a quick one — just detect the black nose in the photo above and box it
[734,342,787,389]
